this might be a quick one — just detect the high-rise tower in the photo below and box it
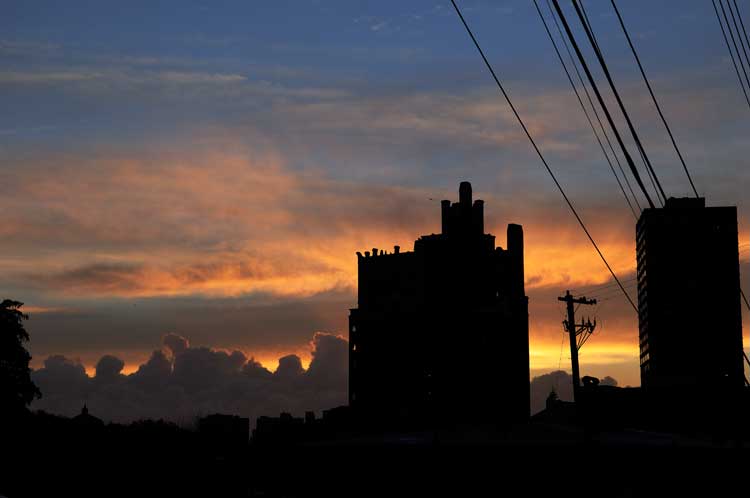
[637,197,744,390]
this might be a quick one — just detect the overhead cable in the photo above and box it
[449,0,638,312]
[713,0,750,109]
[610,0,700,198]
[544,0,642,211]
[573,0,668,205]
[549,0,657,209]
[532,0,638,219]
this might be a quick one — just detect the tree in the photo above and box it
[0,299,41,417]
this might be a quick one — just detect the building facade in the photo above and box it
[348,182,529,425]
[637,197,744,390]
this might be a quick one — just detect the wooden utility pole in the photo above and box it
[558,290,597,402]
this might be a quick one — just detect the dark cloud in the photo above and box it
[600,376,618,387]
[94,354,125,383]
[33,331,620,423]
[274,354,304,381]
[25,295,352,363]
[30,332,349,426]
[306,332,348,391]
[130,350,172,389]
[32,355,90,416]
[163,332,189,356]
[242,358,273,380]
[530,370,574,415]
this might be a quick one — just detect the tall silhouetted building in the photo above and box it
[349,182,529,425]
[637,197,744,391]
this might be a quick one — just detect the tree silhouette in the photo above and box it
[0,299,41,418]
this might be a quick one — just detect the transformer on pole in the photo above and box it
[558,290,597,402]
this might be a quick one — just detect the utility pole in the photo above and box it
[558,290,597,402]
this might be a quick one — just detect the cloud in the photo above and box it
[163,333,189,356]
[2,63,746,389]
[0,69,247,86]
[156,71,246,84]
[600,376,618,387]
[530,370,574,415]
[306,332,348,391]
[30,332,349,425]
[2,142,651,386]
[0,143,641,301]
[32,334,622,423]
[31,355,90,415]
[0,70,105,83]
[94,354,125,383]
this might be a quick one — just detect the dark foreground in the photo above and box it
[2,412,749,498]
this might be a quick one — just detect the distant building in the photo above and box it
[72,404,104,428]
[252,412,304,445]
[198,414,249,452]
[349,182,529,425]
[637,197,745,390]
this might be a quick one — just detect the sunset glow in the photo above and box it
[2,0,748,401]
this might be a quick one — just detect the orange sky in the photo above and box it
[7,127,750,390]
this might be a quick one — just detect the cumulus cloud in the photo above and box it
[600,376,618,387]
[274,354,305,381]
[94,354,125,383]
[32,337,619,423]
[306,332,348,391]
[31,355,90,416]
[31,332,349,425]
[163,333,189,356]
[530,370,574,415]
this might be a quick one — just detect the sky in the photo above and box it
[2,0,750,409]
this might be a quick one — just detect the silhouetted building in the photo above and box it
[637,197,744,391]
[252,412,304,445]
[349,182,529,425]
[198,413,250,452]
[72,404,104,428]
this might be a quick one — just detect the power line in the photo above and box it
[449,0,637,313]
[733,0,750,63]
[573,0,668,206]
[728,0,750,79]
[636,135,666,206]
[578,0,658,207]
[591,283,638,300]
[577,276,638,296]
[721,0,750,91]
[549,0,656,210]
[610,0,699,199]
[713,0,750,109]
[544,0,642,212]
[587,279,638,296]
[532,0,638,219]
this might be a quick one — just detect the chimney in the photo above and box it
[459,181,472,206]
[507,223,525,297]
[441,200,451,234]
[472,199,484,235]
